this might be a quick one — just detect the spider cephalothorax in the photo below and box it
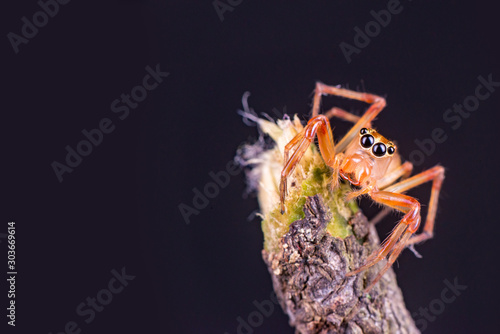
[338,127,397,187]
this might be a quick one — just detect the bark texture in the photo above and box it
[262,195,419,334]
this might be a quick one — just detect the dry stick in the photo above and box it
[262,195,419,334]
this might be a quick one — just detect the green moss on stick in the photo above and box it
[262,149,358,252]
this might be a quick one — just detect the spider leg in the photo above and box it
[378,161,413,190]
[369,207,392,226]
[319,106,372,191]
[279,115,335,214]
[347,191,422,292]
[283,130,305,167]
[344,161,413,203]
[383,165,445,245]
[347,165,445,292]
[364,232,412,292]
[311,82,386,153]
[364,161,414,224]
[324,106,370,126]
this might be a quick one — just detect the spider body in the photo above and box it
[279,82,445,292]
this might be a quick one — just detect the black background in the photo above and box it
[2,1,499,333]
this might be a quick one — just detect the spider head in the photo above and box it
[339,128,397,186]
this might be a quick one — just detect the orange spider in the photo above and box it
[279,82,445,292]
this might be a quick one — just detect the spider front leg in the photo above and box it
[384,165,445,245]
[279,115,335,214]
[347,166,445,292]
[311,82,386,153]
[346,191,421,292]
[345,161,414,222]
[328,152,344,191]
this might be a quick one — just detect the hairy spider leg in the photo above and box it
[367,161,414,224]
[346,191,421,292]
[347,165,445,292]
[279,115,335,214]
[377,161,414,190]
[324,106,363,124]
[311,82,386,153]
[384,165,445,245]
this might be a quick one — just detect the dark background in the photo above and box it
[2,1,499,333]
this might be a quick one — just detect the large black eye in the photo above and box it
[360,134,374,148]
[360,128,368,135]
[372,143,387,157]
[388,146,395,155]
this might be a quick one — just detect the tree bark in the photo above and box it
[262,195,420,334]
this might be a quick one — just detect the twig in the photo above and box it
[262,195,420,334]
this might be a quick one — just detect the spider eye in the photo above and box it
[372,143,387,157]
[360,134,374,148]
[360,128,368,135]
[388,146,395,155]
